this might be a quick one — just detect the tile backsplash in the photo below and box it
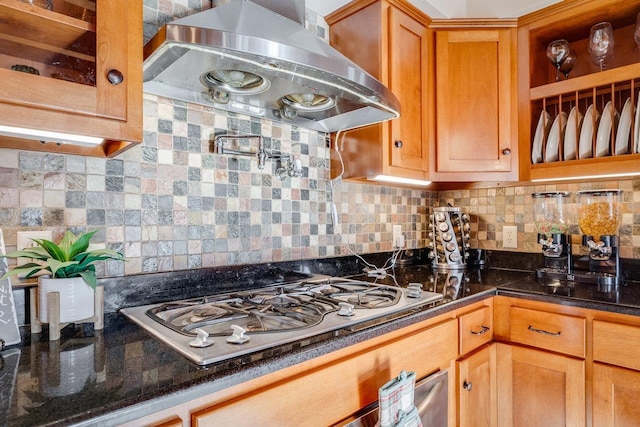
[2,1,640,285]
[0,2,433,278]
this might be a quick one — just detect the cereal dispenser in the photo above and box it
[573,189,622,285]
[532,192,572,282]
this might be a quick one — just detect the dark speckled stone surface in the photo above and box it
[3,250,640,426]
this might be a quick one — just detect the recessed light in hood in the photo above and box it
[142,0,400,133]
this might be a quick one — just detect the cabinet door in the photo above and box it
[496,343,585,427]
[327,1,430,182]
[192,319,458,427]
[593,363,640,426]
[0,0,142,155]
[387,6,430,173]
[457,343,496,427]
[434,28,516,180]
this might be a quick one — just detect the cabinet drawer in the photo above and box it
[593,320,640,371]
[509,307,585,358]
[459,306,492,355]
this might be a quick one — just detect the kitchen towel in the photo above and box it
[378,370,422,427]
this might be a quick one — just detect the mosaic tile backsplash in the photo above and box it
[1,1,640,285]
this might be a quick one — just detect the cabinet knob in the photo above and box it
[502,148,511,156]
[394,140,403,148]
[463,381,472,391]
[107,69,124,85]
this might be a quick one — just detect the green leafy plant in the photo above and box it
[0,230,125,290]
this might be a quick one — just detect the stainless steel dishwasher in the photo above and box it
[335,370,448,426]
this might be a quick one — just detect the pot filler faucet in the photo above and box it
[213,134,302,179]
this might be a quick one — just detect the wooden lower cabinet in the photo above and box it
[496,343,585,427]
[593,363,640,426]
[192,318,458,426]
[457,343,497,427]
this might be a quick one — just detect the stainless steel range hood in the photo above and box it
[142,0,400,133]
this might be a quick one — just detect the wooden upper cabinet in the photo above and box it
[0,0,142,157]
[431,22,518,181]
[327,0,431,183]
[518,0,640,182]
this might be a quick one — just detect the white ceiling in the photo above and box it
[306,0,563,18]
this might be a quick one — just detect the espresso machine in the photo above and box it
[570,189,622,286]
[533,192,572,283]
[427,206,471,269]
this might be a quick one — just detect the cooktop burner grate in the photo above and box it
[122,276,443,366]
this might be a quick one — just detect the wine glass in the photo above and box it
[546,39,570,81]
[588,22,614,71]
[559,50,576,79]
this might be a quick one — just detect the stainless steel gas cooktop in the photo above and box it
[121,276,443,365]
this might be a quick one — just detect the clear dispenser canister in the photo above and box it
[532,192,571,235]
[577,189,622,238]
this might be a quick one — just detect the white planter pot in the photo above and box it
[38,276,95,323]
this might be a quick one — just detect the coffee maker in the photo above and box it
[570,189,622,286]
[532,192,572,283]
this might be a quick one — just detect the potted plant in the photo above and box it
[1,230,125,323]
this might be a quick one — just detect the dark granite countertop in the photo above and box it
[3,253,640,427]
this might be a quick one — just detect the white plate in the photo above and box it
[545,112,567,162]
[579,104,599,159]
[615,97,634,155]
[532,110,551,164]
[635,90,640,153]
[564,106,582,160]
[596,101,618,157]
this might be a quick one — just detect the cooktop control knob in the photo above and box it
[226,325,250,345]
[407,283,422,298]
[189,328,215,348]
[338,302,355,316]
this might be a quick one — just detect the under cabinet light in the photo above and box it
[0,125,103,146]
[369,175,432,186]
[531,172,640,182]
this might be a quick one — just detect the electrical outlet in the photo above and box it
[503,225,518,248]
[17,231,52,268]
[392,224,404,248]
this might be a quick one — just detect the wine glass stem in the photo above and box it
[556,67,560,81]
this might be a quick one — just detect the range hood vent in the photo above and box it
[143,0,400,133]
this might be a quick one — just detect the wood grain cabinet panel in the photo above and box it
[0,0,142,157]
[192,319,458,427]
[509,306,585,358]
[459,305,493,356]
[593,320,640,372]
[327,0,431,183]
[431,23,518,182]
[457,343,497,427]
[496,343,585,427]
[593,363,640,426]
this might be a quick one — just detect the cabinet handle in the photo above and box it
[502,148,511,156]
[528,325,561,336]
[394,140,403,148]
[469,325,490,335]
[107,69,124,85]
[463,381,472,391]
